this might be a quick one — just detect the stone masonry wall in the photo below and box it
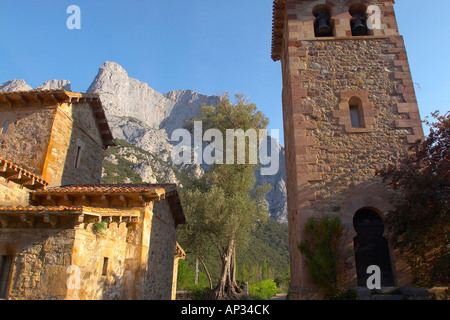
[41,107,72,186]
[297,37,421,202]
[0,229,75,300]
[60,102,105,185]
[1,208,150,300]
[69,220,131,300]
[280,0,424,298]
[0,177,30,206]
[144,199,177,300]
[0,108,55,176]
[43,102,105,186]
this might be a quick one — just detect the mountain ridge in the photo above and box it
[0,61,287,223]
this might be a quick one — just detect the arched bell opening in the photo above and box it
[313,5,334,37]
[349,4,369,36]
[353,207,395,287]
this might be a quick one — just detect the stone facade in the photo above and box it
[0,90,115,187]
[0,159,48,206]
[0,89,186,300]
[0,184,186,300]
[0,178,32,207]
[0,107,55,175]
[271,0,424,299]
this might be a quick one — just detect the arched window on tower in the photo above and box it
[349,4,369,36]
[349,97,365,128]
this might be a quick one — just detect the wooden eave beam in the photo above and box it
[43,213,58,228]
[20,213,34,227]
[5,94,27,107]
[27,94,44,106]
[0,95,12,107]
[37,93,59,105]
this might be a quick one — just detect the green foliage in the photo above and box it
[236,219,289,287]
[378,111,449,288]
[176,260,212,299]
[248,279,278,300]
[335,288,357,300]
[178,94,271,298]
[188,286,212,300]
[102,138,185,185]
[102,96,290,298]
[177,259,197,290]
[299,215,350,300]
[92,221,107,236]
[178,219,290,293]
[263,258,268,280]
[102,139,146,184]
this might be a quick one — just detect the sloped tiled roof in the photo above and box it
[0,205,83,213]
[0,89,115,148]
[0,158,48,190]
[30,183,186,226]
[34,183,177,195]
[0,205,141,216]
[271,0,286,61]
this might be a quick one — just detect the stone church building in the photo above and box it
[0,89,186,299]
[271,0,424,299]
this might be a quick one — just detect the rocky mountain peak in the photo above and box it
[87,61,174,129]
[0,79,71,92]
[87,61,129,92]
[0,79,32,92]
[36,80,71,91]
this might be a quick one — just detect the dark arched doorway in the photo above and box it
[353,208,395,287]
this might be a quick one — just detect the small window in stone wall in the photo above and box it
[313,5,334,37]
[1,120,9,134]
[0,255,13,298]
[102,257,109,276]
[349,97,365,128]
[74,139,85,169]
[333,90,377,133]
[74,146,82,169]
[350,106,361,127]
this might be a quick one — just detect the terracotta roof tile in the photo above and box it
[0,205,83,213]
[271,0,286,61]
[34,183,178,195]
[0,205,141,218]
[0,89,66,95]
[0,158,48,189]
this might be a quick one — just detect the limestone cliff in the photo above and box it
[87,61,173,129]
[0,62,287,223]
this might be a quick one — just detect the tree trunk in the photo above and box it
[197,255,213,290]
[195,257,199,285]
[186,252,213,290]
[209,240,243,300]
[231,246,237,284]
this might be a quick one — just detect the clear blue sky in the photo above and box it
[0,0,449,144]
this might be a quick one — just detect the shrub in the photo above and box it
[188,285,211,300]
[248,279,278,300]
[92,222,107,236]
[299,215,353,299]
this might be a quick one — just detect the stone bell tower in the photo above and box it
[271,0,424,299]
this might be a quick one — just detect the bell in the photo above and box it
[315,9,331,36]
[352,15,367,36]
[316,18,331,35]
